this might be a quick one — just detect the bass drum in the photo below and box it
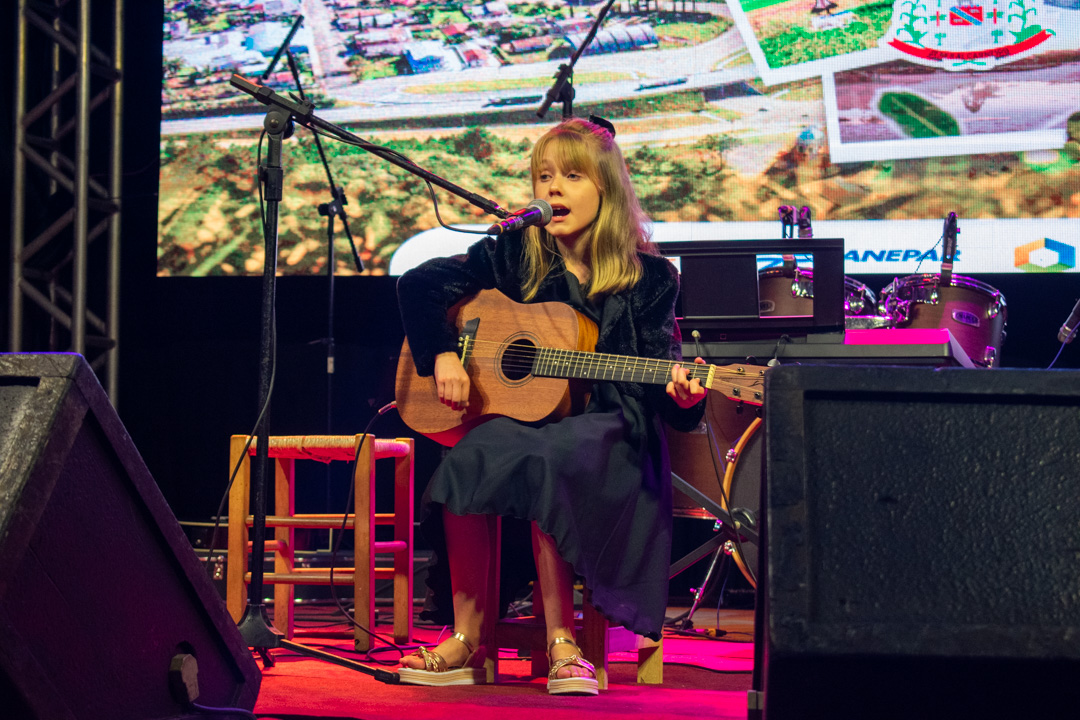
[668,394,763,587]
[879,273,1007,368]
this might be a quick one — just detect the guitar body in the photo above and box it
[395,289,600,446]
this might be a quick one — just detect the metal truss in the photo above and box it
[9,0,124,402]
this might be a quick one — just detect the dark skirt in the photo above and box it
[420,384,673,641]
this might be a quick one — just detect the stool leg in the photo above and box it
[392,438,414,646]
[273,456,295,637]
[353,434,377,652]
[581,597,610,690]
[529,569,547,679]
[227,436,251,624]
[482,514,500,684]
[638,637,664,684]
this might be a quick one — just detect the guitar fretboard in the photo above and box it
[533,347,711,386]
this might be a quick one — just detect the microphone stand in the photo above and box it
[229,74,508,678]
[536,0,617,120]
[235,99,401,684]
[281,49,365,535]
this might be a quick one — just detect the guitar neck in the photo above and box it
[533,347,701,386]
[530,347,764,405]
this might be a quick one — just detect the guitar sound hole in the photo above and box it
[501,339,537,381]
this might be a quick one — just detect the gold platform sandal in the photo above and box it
[397,632,487,686]
[547,637,599,696]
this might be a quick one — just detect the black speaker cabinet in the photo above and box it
[761,365,1080,720]
[0,354,260,719]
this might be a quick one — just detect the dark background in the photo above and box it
[1,4,1078,598]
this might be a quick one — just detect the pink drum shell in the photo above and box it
[879,274,1007,368]
[757,268,878,317]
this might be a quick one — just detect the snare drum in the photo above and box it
[667,395,762,587]
[758,267,879,320]
[878,274,1007,368]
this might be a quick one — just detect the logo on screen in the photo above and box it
[949,6,984,25]
[881,0,1056,71]
[1014,239,1076,273]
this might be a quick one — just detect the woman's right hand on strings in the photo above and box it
[434,352,470,410]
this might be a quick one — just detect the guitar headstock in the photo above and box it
[705,363,766,406]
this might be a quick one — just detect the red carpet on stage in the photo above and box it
[251,609,754,720]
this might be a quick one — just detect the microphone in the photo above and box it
[1058,297,1080,344]
[941,211,958,284]
[486,199,553,235]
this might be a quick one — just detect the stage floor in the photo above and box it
[249,606,755,719]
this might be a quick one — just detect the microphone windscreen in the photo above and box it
[530,199,553,224]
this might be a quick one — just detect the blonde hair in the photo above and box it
[521,118,655,302]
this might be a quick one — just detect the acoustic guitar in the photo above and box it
[395,288,765,446]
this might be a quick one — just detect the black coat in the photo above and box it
[397,231,705,639]
[397,230,705,433]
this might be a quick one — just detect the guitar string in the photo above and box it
[461,354,758,386]
[464,352,732,383]
[458,338,761,378]
[455,339,763,386]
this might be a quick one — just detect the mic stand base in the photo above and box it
[237,603,400,683]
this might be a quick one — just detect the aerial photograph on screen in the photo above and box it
[157,0,1080,277]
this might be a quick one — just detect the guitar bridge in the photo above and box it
[458,316,480,370]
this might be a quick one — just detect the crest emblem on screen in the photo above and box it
[881,0,1058,70]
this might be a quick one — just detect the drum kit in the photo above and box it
[670,211,1009,595]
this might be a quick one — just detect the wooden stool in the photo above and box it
[226,434,414,652]
[481,517,663,688]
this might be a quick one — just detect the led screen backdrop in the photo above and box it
[158,0,1080,277]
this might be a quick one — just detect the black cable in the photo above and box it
[304,124,490,236]
[769,334,791,366]
[1047,340,1070,369]
[191,701,258,719]
[913,232,944,274]
[203,132,279,573]
[323,402,410,664]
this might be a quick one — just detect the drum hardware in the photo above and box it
[732,507,757,530]
[1057,297,1080,344]
[878,273,1007,368]
[759,267,879,322]
[677,543,730,633]
[669,393,764,593]
[797,205,813,239]
[792,269,814,299]
[778,205,796,238]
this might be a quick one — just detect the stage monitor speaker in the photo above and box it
[0,354,260,720]
[761,365,1080,720]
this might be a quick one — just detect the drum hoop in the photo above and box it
[759,269,876,300]
[721,417,762,589]
[884,273,1006,304]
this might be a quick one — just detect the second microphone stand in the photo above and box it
[537,0,617,120]
[282,49,365,537]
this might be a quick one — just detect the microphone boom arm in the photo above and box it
[230,74,510,220]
